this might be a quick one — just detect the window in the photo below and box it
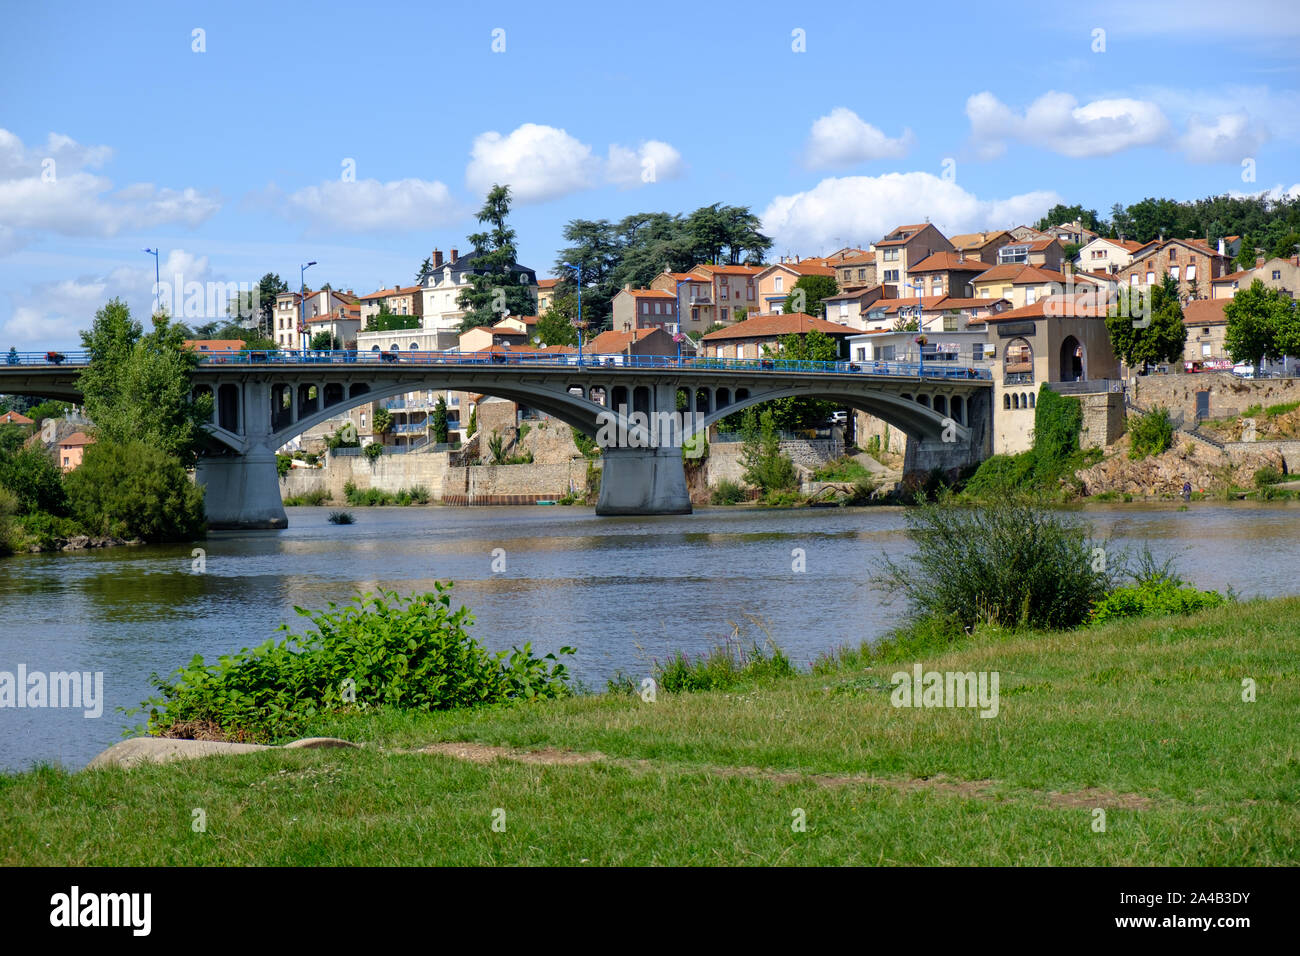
[1131,274,1139,286]
[1146,271,1155,285]
[883,269,899,282]
[1028,393,1035,408]
[1170,266,1180,281]
[839,302,849,318]
[1187,264,1196,280]
[1274,270,1282,280]
[774,276,783,292]
[880,345,896,361]
[882,249,899,261]
[721,307,729,321]
[858,268,866,280]
[855,347,866,360]
[1169,249,1177,261]
[691,307,699,322]
[1004,394,1011,409]
[1202,343,1212,357]
[932,279,943,295]
[943,315,958,332]
[1026,288,1037,305]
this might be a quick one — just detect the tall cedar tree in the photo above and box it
[457,185,536,332]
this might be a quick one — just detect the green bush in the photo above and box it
[1254,466,1285,487]
[364,442,384,461]
[1129,406,1175,459]
[710,479,747,505]
[0,446,68,515]
[276,454,292,478]
[136,587,574,742]
[64,440,205,542]
[961,386,1091,500]
[1091,579,1228,624]
[15,511,83,550]
[740,408,797,493]
[406,485,431,504]
[879,497,1116,632]
[1266,401,1300,418]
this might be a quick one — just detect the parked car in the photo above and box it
[1231,362,1255,379]
[829,410,848,425]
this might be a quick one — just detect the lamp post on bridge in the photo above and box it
[299,261,317,355]
[143,248,161,313]
[563,261,584,366]
[911,278,926,378]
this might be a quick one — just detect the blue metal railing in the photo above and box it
[3,349,992,381]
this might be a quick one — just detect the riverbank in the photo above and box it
[3,595,1295,865]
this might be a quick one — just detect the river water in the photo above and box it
[2,502,1296,772]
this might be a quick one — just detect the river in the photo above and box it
[2,501,1297,772]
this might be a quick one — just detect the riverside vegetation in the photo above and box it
[2,500,1283,866]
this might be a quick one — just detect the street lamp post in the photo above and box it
[143,248,160,312]
[563,261,584,365]
[300,261,317,353]
[675,278,691,366]
[911,278,926,377]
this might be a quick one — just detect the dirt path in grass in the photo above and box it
[410,741,1155,810]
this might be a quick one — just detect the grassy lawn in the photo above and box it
[2,598,1297,866]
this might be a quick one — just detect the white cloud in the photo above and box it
[606,140,684,188]
[1229,182,1300,202]
[467,123,684,202]
[468,124,598,202]
[278,178,462,235]
[1,250,212,347]
[803,108,914,168]
[0,130,218,254]
[1086,0,1300,39]
[1179,113,1268,163]
[761,172,1062,254]
[966,91,1169,159]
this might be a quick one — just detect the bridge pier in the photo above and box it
[595,445,692,516]
[196,447,288,530]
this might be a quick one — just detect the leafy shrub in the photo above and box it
[740,408,797,493]
[488,430,506,464]
[961,388,1089,500]
[407,484,431,504]
[0,446,68,515]
[1254,466,1284,487]
[841,477,878,505]
[327,511,354,525]
[571,428,598,458]
[1129,406,1175,460]
[710,479,747,505]
[879,497,1116,632]
[64,440,205,542]
[136,587,574,742]
[364,441,384,462]
[15,511,83,550]
[1091,579,1228,624]
[1266,401,1300,418]
[276,453,292,478]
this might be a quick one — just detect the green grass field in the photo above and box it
[3,597,1297,866]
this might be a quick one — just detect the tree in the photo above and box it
[535,307,579,347]
[309,331,340,350]
[0,446,67,515]
[1105,274,1187,373]
[64,440,205,542]
[1238,237,1261,272]
[781,274,838,317]
[365,302,420,332]
[431,397,449,443]
[225,273,288,336]
[1270,232,1300,260]
[763,330,840,429]
[457,185,537,332]
[371,408,393,437]
[416,256,433,283]
[78,300,212,464]
[739,408,797,493]
[1224,279,1300,371]
[1035,204,1100,232]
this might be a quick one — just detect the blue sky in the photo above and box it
[2,0,1297,349]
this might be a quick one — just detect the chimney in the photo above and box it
[1256,256,1266,269]
[433,248,443,269]
[449,248,458,264]
[624,283,632,292]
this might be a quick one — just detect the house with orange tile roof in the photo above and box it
[1074,236,1146,275]
[1182,298,1232,366]
[821,284,897,329]
[907,251,995,299]
[0,410,34,425]
[830,250,877,292]
[699,312,853,360]
[687,263,763,324]
[649,271,715,328]
[183,339,246,357]
[753,261,837,315]
[971,264,1075,309]
[536,278,561,314]
[993,236,1065,271]
[946,230,1013,264]
[873,223,954,293]
[57,431,94,472]
[1211,255,1300,301]
[611,287,681,334]
[1117,237,1231,300]
[587,327,678,361]
[272,289,359,349]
